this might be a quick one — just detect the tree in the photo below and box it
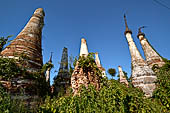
[107,68,116,79]
[0,35,12,52]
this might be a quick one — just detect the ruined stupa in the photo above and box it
[124,15,157,97]
[137,27,165,68]
[1,8,45,72]
[71,38,100,96]
[0,8,45,108]
[95,52,106,77]
[118,66,129,87]
[53,47,70,95]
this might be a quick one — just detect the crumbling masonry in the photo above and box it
[1,8,44,72]
[71,38,100,96]
[0,8,45,107]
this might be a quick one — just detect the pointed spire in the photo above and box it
[118,66,128,87]
[49,52,53,63]
[95,52,101,67]
[123,17,157,97]
[124,14,132,35]
[80,38,88,57]
[1,8,45,71]
[95,52,106,77]
[53,47,70,95]
[59,47,69,72]
[137,27,165,68]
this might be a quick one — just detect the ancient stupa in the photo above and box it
[1,8,45,72]
[71,38,100,96]
[53,47,70,95]
[124,15,157,97]
[0,8,45,107]
[137,26,165,68]
[118,66,129,87]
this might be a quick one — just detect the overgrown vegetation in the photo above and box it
[0,36,170,113]
[39,55,170,113]
[153,59,170,112]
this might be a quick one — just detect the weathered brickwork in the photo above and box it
[71,38,100,96]
[1,8,45,72]
[0,77,39,108]
[71,62,100,96]
[137,27,165,68]
[118,66,129,87]
[0,8,45,108]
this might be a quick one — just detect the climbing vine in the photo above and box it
[76,53,102,77]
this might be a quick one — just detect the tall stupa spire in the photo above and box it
[80,38,89,57]
[118,66,128,87]
[124,14,132,35]
[123,14,144,64]
[1,8,45,72]
[124,15,157,97]
[53,47,70,95]
[59,47,69,72]
[137,27,165,68]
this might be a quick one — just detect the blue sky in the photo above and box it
[0,0,170,84]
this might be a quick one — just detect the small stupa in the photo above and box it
[118,66,129,87]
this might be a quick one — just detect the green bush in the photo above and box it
[153,60,170,112]
[39,79,162,113]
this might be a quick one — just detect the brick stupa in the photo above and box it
[1,8,45,72]
[71,38,100,96]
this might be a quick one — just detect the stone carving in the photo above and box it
[124,15,157,97]
[1,8,45,72]
[137,27,165,68]
[118,66,128,87]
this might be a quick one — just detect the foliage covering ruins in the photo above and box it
[0,8,170,113]
[0,55,170,112]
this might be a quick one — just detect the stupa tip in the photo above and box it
[34,8,45,17]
